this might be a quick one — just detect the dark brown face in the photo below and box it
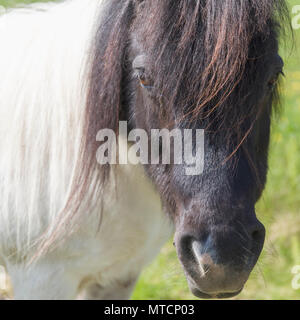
[125,18,284,298]
[83,0,288,300]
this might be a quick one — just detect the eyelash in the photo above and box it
[268,71,284,89]
[135,70,284,92]
[136,71,153,90]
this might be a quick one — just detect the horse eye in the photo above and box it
[268,71,284,90]
[138,73,149,86]
[137,71,152,89]
[268,75,278,89]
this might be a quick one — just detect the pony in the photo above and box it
[0,0,288,299]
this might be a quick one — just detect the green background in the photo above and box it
[0,0,299,300]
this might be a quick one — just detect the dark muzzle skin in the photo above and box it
[174,201,266,299]
[170,140,267,299]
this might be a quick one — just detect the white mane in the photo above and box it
[0,0,103,261]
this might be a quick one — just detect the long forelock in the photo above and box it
[134,0,289,126]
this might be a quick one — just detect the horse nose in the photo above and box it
[177,219,265,267]
[175,220,266,298]
[177,235,246,296]
[247,218,266,252]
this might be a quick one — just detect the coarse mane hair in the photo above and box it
[36,0,289,259]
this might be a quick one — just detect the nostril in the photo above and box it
[250,222,265,243]
[176,234,196,261]
[248,221,266,257]
[252,230,262,242]
[176,234,211,266]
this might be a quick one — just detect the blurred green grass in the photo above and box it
[0,0,299,300]
[0,0,49,6]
